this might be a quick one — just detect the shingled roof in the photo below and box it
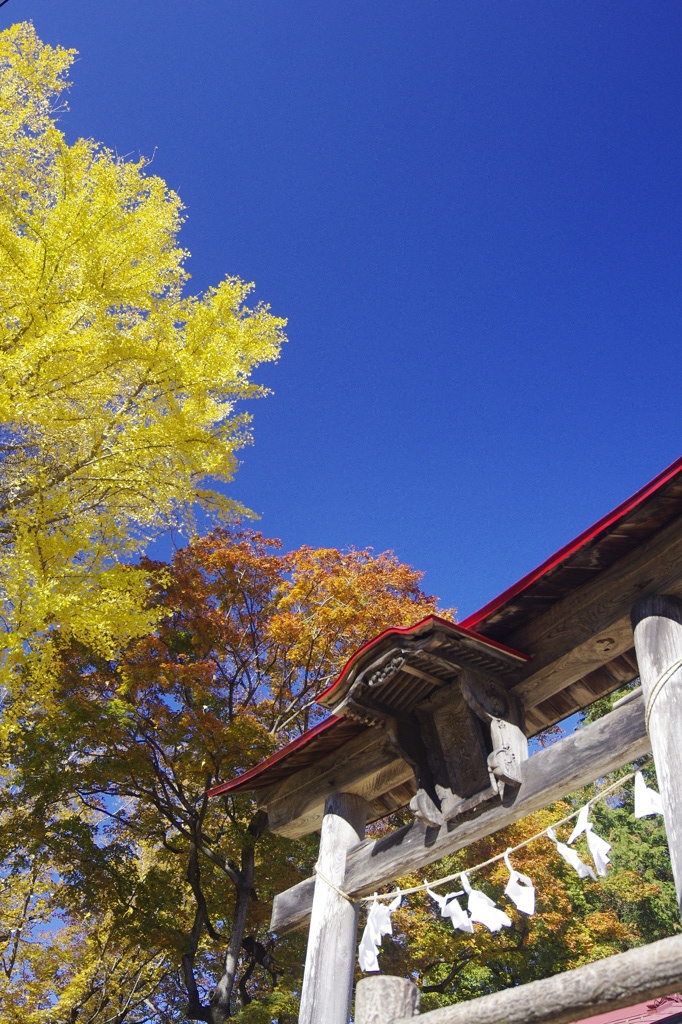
[568,994,682,1023]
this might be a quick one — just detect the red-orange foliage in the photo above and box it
[9,527,450,1023]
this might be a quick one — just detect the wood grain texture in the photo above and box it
[262,727,412,838]
[389,933,682,1024]
[251,521,682,840]
[298,792,367,1024]
[632,593,682,918]
[271,699,650,933]
[355,977,420,1023]
[461,670,527,787]
[508,516,682,709]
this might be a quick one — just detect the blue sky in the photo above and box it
[10,1,682,618]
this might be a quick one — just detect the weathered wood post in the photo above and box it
[632,593,682,916]
[355,976,420,1023]
[298,791,368,1024]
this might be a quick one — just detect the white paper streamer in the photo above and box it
[357,766,650,963]
[634,771,664,818]
[358,892,401,972]
[461,873,512,932]
[426,882,474,933]
[585,824,611,877]
[565,803,611,877]
[503,849,536,915]
[567,804,591,845]
[547,827,597,880]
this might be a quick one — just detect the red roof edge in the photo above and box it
[461,452,682,631]
[207,453,682,800]
[206,715,341,798]
[316,614,528,707]
[207,617,528,798]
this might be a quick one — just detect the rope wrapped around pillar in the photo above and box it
[298,792,368,1024]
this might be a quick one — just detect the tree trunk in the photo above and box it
[209,849,255,1023]
[208,810,268,1022]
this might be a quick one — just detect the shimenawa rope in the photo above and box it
[644,656,682,733]
[357,759,651,904]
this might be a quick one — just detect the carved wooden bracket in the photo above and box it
[314,619,529,829]
[386,670,528,828]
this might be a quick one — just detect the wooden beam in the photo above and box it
[632,593,682,918]
[270,698,649,933]
[384,933,682,1024]
[401,662,447,687]
[248,518,682,841]
[260,727,413,839]
[508,514,682,709]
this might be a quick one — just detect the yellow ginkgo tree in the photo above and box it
[0,22,286,708]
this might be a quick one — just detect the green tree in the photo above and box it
[0,22,286,716]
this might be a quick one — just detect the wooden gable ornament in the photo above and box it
[210,617,530,835]
[316,618,530,828]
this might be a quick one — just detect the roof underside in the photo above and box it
[210,453,682,800]
[316,616,527,717]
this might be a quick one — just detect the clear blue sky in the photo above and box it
[11,1,682,617]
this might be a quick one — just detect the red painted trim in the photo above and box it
[205,715,342,797]
[208,454,682,798]
[207,617,528,797]
[569,995,682,1023]
[316,614,528,706]
[461,452,682,631]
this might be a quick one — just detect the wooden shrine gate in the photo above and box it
[209,456,682,1024]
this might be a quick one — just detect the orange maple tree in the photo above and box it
[4,527,450,1023]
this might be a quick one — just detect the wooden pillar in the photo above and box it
[355,976,420,1023]
[298,791,368,1024]
[632,593,682,917]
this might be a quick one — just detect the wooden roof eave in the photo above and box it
[209,453,682,838]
